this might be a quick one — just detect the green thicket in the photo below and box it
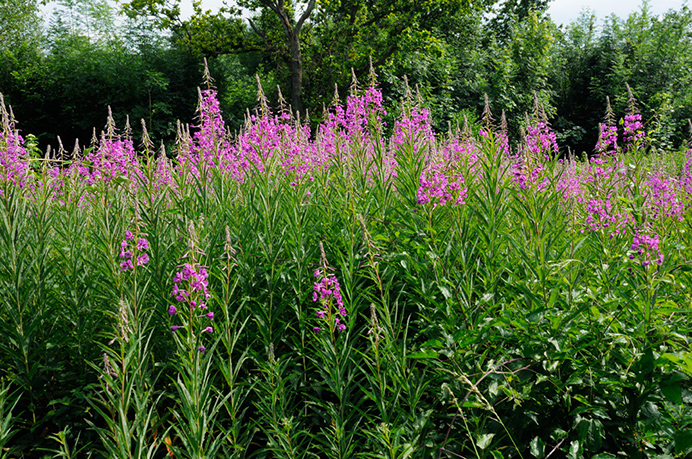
[2,0,691,154]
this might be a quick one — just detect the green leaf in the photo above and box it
[636,348,655,382]
[476,433,494,450]
[568,439,583,459]
[675,431,692,456]
[408,350,438,359]
[530,436,545,458]
[577,418,604,451]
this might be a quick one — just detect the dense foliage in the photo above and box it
[0,70,691,457]
[2,0,692,155]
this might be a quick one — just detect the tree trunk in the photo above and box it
[260,0,315,116]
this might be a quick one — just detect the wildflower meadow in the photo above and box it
[0,70,691,458]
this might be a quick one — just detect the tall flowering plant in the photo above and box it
[72,111,143,187]
[119,230,150,272]
[595,97,619,157]
[309,242,358,457]
[164,221,228,458]
[622,84,646,150]
[0,95,30,193]
[168,261,214,355]
[312,242,347,339]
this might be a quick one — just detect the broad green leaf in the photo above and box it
[577,418,604,452]
[675,431,692,456]
[476,433,495,450]
[530,436,545,458]
[408,350,439,359]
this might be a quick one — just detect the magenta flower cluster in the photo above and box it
[595,123,618,156]
[2,76,687,277]
[171,263,211,303]
[417,163,467,207]
[119,230,149,271]
[168,262,213,353]
[629,231,663,267]
[0,98,30,193]
[509,121,558,191]
[312,268,347,334]
[623,112,645,147]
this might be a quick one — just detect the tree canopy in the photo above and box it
[2,0,692,154]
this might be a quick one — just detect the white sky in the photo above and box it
[178,0,689,23]
[40,0,689,27]
[546,0,688,26]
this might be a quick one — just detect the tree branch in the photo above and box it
[296,0,317,34]
[247,17,266,40]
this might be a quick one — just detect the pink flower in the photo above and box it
[136,253,149,266]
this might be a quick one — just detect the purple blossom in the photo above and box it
[119,230,149,271]
[417,162,467,208]
[168,260,215,351]
[595,123,618,156]
[312,267,347,334]
[168,305,177,315]
[136,253,149,266]
[629,231,663,267]
[120,260,134,271]
[623,112,645,147]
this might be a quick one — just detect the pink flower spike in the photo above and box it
[204,326,213,333]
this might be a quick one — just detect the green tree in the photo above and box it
[550,2,692,153]
[489,9,558,135]
[4,0,201,149]
[488,0,552,41]
[0,0,44,111]
[0,0,43,53]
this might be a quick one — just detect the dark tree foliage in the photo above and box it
[488,0,552,41]
[1,0,202,152]
[3,0,692,154]
[551,5,692,153]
